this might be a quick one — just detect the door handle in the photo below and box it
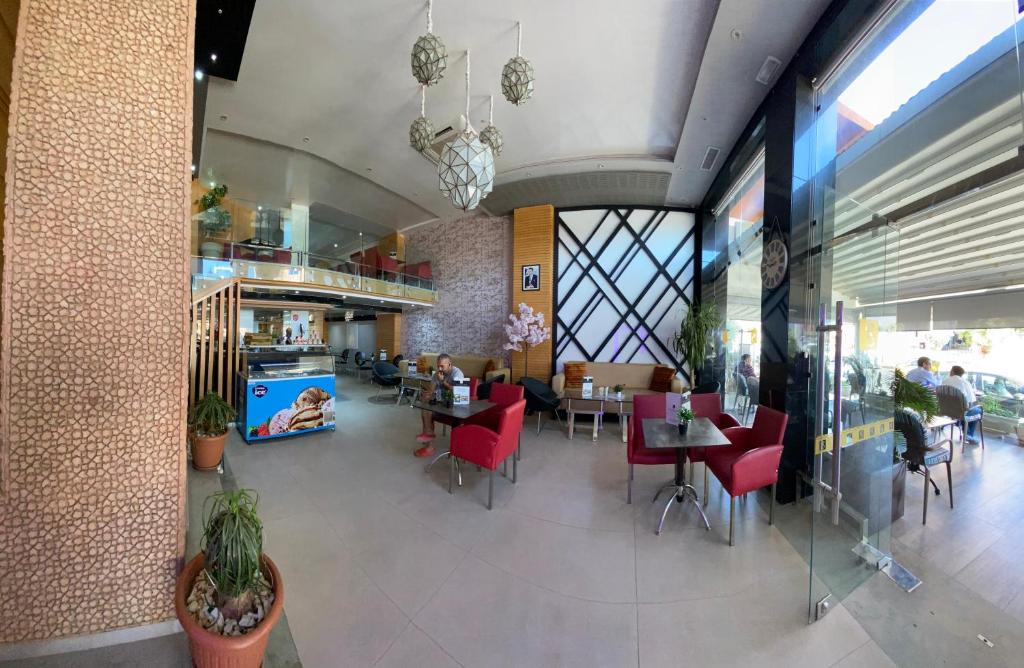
[814,301,844,525]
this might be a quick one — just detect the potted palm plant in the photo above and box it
[196,184,231,258]
[671,303,719,388]
[175,489,283,668]
[190,392,235,471]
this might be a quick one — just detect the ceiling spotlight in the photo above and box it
[219,114,228,121]
[598,163,605,169]
[210,53,218,62]
[730,28,742,41]
[190,164,196,172]
[333,243,338,247]
[218,8,223,14]
[257,206,262,210]
[194,69,204,81]
[366,167,373,172]
[302,137,310,143]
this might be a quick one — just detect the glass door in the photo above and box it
[807,189,901,620]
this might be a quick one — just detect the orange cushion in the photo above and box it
[649,366,675,393]
[416,356,427,371]
[564,362,586,388]
[483,358,496,375]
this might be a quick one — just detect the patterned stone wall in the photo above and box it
[403,215,512,360]
[0,0,193,642]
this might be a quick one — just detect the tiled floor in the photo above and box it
[201,374,880,667]
[9,375,1024,667]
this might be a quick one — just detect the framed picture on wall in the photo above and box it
[522,264,540,291]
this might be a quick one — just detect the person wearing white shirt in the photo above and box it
[941,365,982,444]
[906,356,938,389]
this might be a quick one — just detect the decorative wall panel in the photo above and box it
[403,215,511,359]
[511,205,555,382]
[0,0,194,642]
[555,208,695,379]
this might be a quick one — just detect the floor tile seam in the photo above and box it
[465,551,640,606]
[500,504,639,535]
[949,532,1023,581]
[408,618,468,668]
[826,637,873,668]
[371,619,413,667]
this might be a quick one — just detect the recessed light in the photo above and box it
[598,163,605,169]
[730,28,742,41]
[218,8,223,14]
[333,243,338,248]
[257,206,262,210]
[219,114,227,121]
[194,69,204,81]
[302,137,310,143]
[525,172,532,177]
[191,164,196,172]
[210,53,218,62]
[366,167,373,172]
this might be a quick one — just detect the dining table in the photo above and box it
[641,417,733,535]
[415,399,495,486]
[395,371,432,406]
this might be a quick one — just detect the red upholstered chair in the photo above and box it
[626,394,676,504]
[687,393,742,504]
[468,382,524,464]
[705,405,788,545]
[450,399,527,508]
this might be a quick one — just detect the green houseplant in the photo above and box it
[889,368,940,521]
[189,392,236,471]
[671,303,719,389]
[196,184,231,258]
[175,489,283,668]
[677,407,695,436]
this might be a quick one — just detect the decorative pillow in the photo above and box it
[649,366,675,393]
[564,362,587,388]
[483,358,497,376]
[416,356,427,371]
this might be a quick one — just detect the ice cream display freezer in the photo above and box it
[235,348,336,443]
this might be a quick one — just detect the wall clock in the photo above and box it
[761,236,788,289]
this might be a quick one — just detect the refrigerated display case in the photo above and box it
[236,347,336,443]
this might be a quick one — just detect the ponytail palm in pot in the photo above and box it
[175,489,283,668]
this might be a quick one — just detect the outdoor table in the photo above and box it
[415,399,495,485]
[641,417,733,535]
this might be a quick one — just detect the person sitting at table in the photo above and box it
[941,365,983,444]
[906,356,938,389]
[737,354,757,380]
[414,353,465,457]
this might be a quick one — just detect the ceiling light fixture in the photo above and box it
[411,0,447,86]
[479,95,503,157]
[194,69,204,81]
[210,53,218,62]
[410,85,435,152]
[302,137,310,143]
[501,21,534,106]
[437,51,494,211]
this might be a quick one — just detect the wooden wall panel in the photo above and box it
[512,205,555,382]
[376,313,402,359]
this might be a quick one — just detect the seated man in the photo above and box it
[414,353,464,457]
[906,356,938,389]
[941,365,983,444]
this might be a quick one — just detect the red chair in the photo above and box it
[468,382,524,464]
[626,394,676,504]
[705,405,788,545]
[450,399,527,508]
[688,393,742,504]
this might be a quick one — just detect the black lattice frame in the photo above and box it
[554,206,700,383]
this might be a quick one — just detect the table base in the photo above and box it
[425,450,462,486]
[652,481,711,535]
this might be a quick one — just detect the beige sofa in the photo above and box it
[551,362,685,414]
[400,352,509,382]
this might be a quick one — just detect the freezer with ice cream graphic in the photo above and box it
[235,349,336,443]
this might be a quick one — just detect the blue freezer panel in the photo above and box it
[238,374,336,442]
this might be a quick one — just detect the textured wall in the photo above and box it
[0,0,193,642]
[403,215,511,359]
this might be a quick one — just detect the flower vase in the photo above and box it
[678,422,689,436]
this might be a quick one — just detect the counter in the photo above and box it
[236,348,336,443]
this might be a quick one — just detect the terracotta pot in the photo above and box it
[175,553,284,668]
[192,432,226,471]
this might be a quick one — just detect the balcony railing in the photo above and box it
[191,243,437,303]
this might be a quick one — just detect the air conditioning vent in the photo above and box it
[756,56,782,85]
[699,146,721,172]
[421,115,465,165]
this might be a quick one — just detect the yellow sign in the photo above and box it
[814,417,894,455]
[859,318,879,350]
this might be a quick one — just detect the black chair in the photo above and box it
[354,351,373,381]
[692,381,720,394]
[518,377,563,435]
[895,408,953,525]
[392,354,405,367]
[935,385,985,451]
[371,361,402,398]
[477,374,506,401]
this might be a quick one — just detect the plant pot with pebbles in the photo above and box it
[190,392,235,471]
[175,489,283,668]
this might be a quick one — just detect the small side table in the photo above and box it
[562,388,607,442]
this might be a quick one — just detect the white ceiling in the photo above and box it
[201,0,830,228]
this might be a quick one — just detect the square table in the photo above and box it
[641,417,733,535]
[396,372,432,406]
[560,387,609,441]
[415,399,496,485]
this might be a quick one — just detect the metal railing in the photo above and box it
[191,242,437,303]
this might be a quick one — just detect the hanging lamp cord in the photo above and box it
[464,50,471,132]
[426,0,433,33]
[516,21,522,57]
